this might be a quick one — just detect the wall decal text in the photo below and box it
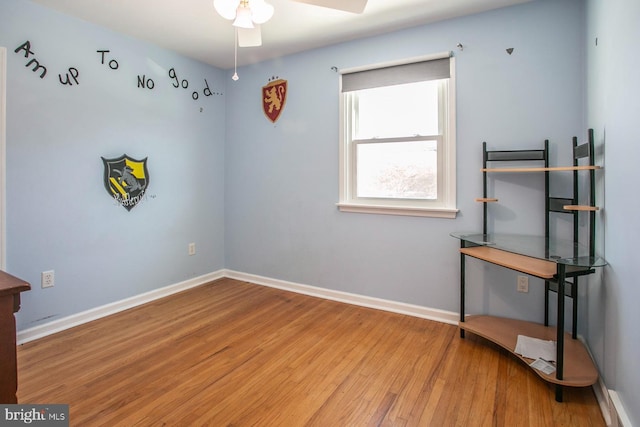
[14,40,47,78]
[12,41,223,99]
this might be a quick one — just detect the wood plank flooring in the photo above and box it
[17,278,605,426]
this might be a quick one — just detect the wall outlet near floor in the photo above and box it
[517,275,529,293]
[41,270,55,288]
[188,242,196,256]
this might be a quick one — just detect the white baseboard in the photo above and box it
[18,269,458,345]
[609,390,633,427]
[585,343,634,427]
[593,375,614,426]
[223,269,459,325]
[17,270,225,344]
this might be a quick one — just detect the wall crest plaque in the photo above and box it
[101,154,149,211]
[262,77,287,123]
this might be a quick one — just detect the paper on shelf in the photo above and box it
[530,358,556,375]
[514,335,556,362]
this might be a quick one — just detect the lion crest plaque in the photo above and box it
[262,78,287,123]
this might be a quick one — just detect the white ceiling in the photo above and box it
[30,0,534,69]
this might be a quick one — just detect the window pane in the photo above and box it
[356,140,437,200]
[354,80,441,139]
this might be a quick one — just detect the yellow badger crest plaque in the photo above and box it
[102,154,149,211]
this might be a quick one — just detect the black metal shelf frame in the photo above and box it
[470,130,600,402]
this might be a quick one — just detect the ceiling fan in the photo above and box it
[213,0,368,47]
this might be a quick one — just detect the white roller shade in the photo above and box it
[341,54,451,92]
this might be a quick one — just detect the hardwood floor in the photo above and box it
[17,278,605,426]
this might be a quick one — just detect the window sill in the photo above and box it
[336,202,458,219]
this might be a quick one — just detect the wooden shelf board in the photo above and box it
[460,246,557,279]
[475,198,498,203]
[460,315,598,387]
[563,205,600,211]
[482,165,601,173]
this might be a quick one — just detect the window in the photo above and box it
[338,53,457,218]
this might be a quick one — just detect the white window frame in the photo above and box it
[337,52,457,218]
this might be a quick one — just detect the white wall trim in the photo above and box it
[18,269,458,345]
[609,390,632,427]
[593,375,613,426]
[586,342,632,427]
[594,382,633,427]
[223,269,459,325]
[17,270,225,344]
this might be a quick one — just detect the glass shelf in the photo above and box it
[450,232,607,269]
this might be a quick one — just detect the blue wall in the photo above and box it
[0,0,227,330]
[587,0,640,423]
[5,0,636,422]
[225,0,585,321]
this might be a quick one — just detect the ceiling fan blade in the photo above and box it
[238,26,262,47]
[292,0,368,14]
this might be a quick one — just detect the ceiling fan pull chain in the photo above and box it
[232,27,239,81]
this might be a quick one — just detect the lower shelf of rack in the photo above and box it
[459,315,598,387]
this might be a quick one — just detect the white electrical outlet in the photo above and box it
[41,270,55,288]
[517,275,529,293]
[188,243,196,256]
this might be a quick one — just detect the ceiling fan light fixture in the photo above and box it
[215,0,274,26]
[232,5,255,28]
